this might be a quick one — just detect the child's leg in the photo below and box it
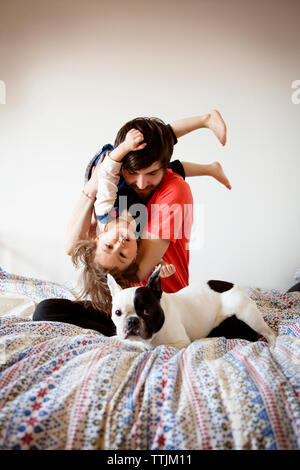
[170,110,227,146]
[182,161,232,190]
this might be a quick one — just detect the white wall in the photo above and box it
[0,0,299,291]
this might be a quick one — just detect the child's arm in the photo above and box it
[93,129,147,224]
[170,109,227,146]
[93,155,123,222]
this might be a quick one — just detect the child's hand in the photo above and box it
[124,129,147,153]
[109,129,147,163]
[157,261,176,278]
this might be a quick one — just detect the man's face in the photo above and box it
[122,162,166,201]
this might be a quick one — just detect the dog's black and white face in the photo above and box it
[107,267,165,341]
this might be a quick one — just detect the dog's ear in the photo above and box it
[146,265,162,299]
[107,274,122,298]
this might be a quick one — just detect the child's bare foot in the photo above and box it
[206,110,227,146]
[210,161,231,189]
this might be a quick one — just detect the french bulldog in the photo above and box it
[107,266,277,349]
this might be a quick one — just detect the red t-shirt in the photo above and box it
[142,169,193,293]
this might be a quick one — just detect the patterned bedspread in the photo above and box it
[0,267,299,450]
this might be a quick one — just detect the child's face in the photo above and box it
[94,219,138,271]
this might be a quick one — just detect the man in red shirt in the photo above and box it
[137,166,193,293]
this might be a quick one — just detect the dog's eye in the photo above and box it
[115,309,122,316]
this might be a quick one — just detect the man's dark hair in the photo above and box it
[114,117,174,172]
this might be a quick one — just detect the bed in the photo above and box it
[0,266,299,450]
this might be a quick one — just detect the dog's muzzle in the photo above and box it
[125,316,140,337]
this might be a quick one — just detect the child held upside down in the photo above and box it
[68,112,231,311]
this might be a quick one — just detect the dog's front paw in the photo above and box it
[121,337,151,351]
[170,340,191,350]
[267,331,278,352]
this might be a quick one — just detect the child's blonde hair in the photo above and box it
[71,239,139,314]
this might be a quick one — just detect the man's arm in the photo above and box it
[65,187,97,255]
[136,236,170,282]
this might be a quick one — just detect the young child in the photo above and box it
[92,128,147,272]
